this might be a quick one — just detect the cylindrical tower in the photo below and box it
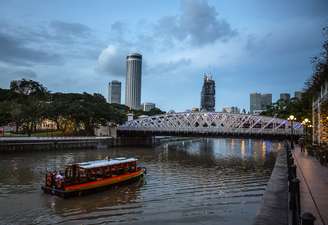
[125,53,142,110]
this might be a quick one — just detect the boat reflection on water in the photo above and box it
[46,177,146,215]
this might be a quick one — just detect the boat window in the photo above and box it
[65,166,73,178]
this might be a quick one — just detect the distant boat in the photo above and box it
[42,157,146,198]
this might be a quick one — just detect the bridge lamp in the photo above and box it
[287,115,297,149]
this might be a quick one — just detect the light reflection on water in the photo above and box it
[0,138,282,225]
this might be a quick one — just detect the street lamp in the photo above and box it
[288,115,297,149]
[302,118,311,141]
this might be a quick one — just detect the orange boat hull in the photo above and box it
[42,168,145,198]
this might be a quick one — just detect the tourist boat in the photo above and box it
[42,157,146,198]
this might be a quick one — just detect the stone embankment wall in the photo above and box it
[253,150,288,225]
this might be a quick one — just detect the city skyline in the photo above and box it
[0,0,327,112]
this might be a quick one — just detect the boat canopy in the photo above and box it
[77,157,137,169]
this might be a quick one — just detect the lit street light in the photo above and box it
[288,115,297,149]
[301,118,311,141]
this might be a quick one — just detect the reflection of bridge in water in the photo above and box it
[118,112,303,139]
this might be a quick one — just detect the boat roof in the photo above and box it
[77,157,137,169]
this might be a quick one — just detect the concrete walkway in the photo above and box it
[293,146,328,225]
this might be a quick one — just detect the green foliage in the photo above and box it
[261,97,311,121]
[0,79,165,136]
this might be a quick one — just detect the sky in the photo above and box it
[0,0,327,112]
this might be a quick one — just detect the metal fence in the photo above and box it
[286,144,316,225]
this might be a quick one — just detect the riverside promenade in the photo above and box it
[293,146,328,225]
[0,136,113,151]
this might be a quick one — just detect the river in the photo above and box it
[0,138,283,225]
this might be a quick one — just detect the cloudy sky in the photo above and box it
[0,0,327,112]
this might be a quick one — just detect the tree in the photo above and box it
[10,79,48,97]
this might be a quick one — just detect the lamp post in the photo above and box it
[302,118,311,142]
[288,115,297,149]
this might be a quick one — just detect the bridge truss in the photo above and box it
[118,112,303,137]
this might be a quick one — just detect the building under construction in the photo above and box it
[200,75,215,112]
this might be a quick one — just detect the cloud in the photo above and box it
[11,69,37,78]
[260,0,328,18]
[146,58,191,75]
[0,31,62,66]
[50,21,91,38]
[0,66,38,87]
[96,45,127,77]
[155,0,237,46]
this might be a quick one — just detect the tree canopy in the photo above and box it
[0,79,165,136]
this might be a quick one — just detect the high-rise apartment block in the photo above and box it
[142,102,156,112]
[250,92,272,114]
[222,106,240,114]
[200,75,215,112]
[294,91,303,100]
[108,80,121,104]
[280,93,290,102]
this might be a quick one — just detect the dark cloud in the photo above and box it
[156,0,237,46]
[0,19,99,66]
[50,21,91,38]
[146,58,191,75]
[245,21,324,57]
[0,31,62,66]
[11,69,37,78]
[260,0,328,18]
[0,66,38,87]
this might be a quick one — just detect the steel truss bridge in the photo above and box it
[118,112,303,139]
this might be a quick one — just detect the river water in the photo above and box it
[0,138,283,225]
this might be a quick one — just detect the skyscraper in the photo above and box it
[200,75,215,112]
[294,91,303,100]
[250,93,262,113]
[250,93,272,113]
[108,80,121,104]
[261,93,272,109]
[280,93,290,102]
[125,53,142,110]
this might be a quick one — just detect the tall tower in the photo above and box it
[108,80,121,104]
[200,74,215,112]
[125,53,142,109]
[250,93,262,113]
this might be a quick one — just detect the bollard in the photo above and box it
[292,178,301,217]
[301,212,316,225]
[291,164,297,178]
[288,164,297,182]
[288,156,294,167]
[289,178,296,209]
[290,178,301,225]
